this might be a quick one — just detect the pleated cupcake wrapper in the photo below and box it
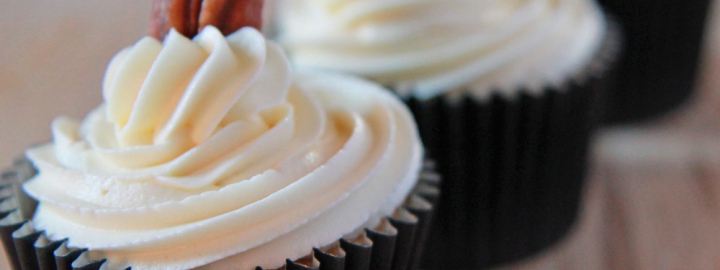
[405,20,620,270]
[599,0,711,123]
[0,159,439,270]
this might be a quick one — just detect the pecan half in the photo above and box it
[149,0,202,40]
[199,0,264,36]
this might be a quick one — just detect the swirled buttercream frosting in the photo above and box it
[278,0,607,99]
[24,26,422,270]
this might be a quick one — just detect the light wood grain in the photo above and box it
[512,126,720,270]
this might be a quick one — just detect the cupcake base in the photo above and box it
[409,79,600,269]
[0,159,439,270]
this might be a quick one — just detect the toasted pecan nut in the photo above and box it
[199,0,264,36]
[149,0,202,40]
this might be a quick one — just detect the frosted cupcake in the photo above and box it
[0,1,438,269]
[278,0,618,268]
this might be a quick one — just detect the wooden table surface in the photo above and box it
[2,1,720,269]
[512,116,720,270]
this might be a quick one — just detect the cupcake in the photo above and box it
[599,0,711,123]
[277,0,618,268]
[0,1,439,269]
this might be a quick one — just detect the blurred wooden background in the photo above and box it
[0,1,151,167]
[2,1,720,269]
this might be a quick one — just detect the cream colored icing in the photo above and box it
[24,26,422,270]
[278,0,607,99]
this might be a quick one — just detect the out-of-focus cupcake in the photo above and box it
[0,1,439,269]
[599,0,711,123]
[277,0,618,268]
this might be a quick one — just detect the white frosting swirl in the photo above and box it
[278,0,607,99]
[24,26,422,270]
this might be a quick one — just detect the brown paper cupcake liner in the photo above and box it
[599,0,711,123]
[405,20,620,270]
[0,158,439,270]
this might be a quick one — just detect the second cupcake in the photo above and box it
[278,0,618,268]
